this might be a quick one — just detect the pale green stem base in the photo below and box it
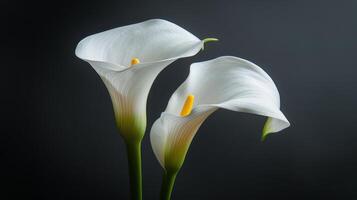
[160,171,178,200]
[126,141,142,200]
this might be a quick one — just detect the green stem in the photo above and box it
[126,141,142,200]
[160,171,178,200]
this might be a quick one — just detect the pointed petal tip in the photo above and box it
[261,135,267,142]
[261,117,290,142]
[203,38,219,42]
[261,129,270,142]
[261,124,270,142]
[201,38,219,50]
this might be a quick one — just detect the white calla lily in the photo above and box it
[75,19,217,200]
[150,56,290,200]
[75,19,210,140]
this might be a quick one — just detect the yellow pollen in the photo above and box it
[131,58,140,66]
[180,94,195,117]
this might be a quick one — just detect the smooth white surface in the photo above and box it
[75,19,203,135]
[151,56,290,168]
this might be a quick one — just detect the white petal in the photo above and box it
[75,19,202,70]
[150,56,290,169]
[96,61,172,138]
[166,56,290,135]
[150,107,216,170]
[75,19,204,139]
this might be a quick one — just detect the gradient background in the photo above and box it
[3,0,357,199]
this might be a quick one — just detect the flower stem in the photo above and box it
[126,141,142,200]
[160,170,178,200]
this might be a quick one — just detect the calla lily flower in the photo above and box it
[150,56,290,200]
[75,19,214,141]
[75,19,217,200]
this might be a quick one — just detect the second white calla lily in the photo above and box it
[150,57,290,200]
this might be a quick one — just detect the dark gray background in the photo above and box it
[2,0,357,199]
